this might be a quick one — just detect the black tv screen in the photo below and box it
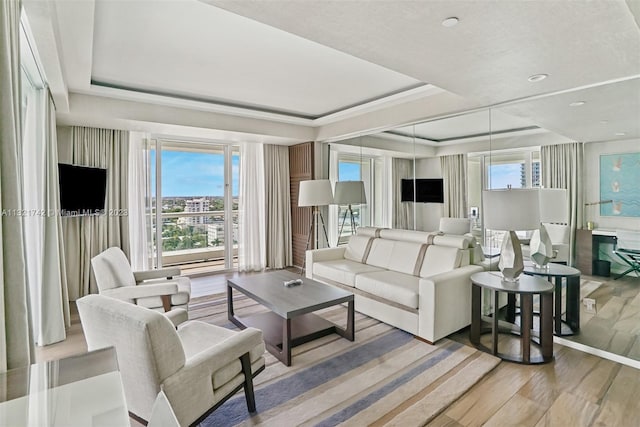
[58,164,107,215]
[401,178,444,203]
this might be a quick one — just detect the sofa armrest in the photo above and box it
[418,264,483,343]
[305,247,347,279]
[134,267,182,282]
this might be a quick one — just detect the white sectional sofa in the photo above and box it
[306,227,483,344]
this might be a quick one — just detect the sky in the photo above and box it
[488,164,523,189]
[339,162,361,181]
[150,150,239,197]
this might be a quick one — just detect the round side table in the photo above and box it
[523,261,581,336]
[470,271,554,364]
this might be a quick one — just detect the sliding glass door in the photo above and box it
[150,140,239,272]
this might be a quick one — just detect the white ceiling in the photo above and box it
[27,0,640,146]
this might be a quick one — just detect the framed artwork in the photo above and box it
[599,152,640,217]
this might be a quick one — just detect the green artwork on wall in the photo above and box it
[599,152,640,217]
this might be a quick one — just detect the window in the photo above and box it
[468,148,541,247]
[149,140,239,272]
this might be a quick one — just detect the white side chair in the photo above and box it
[77,294,266,427]
[439,217,472,235]
[91,247,191,323]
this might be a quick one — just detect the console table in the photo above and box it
[576,228,617,276]
[523,261,581,336]
[470,272,554,364]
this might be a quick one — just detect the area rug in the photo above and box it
[189,293,500,427]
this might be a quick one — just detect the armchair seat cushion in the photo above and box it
[355,271,420,309]
[178,321,265,389]
[313,260,385,287]
[136,277,191,308]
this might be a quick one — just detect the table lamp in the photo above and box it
[298,179,334,273]
[333,180,367,239]
[483,188,541,282]
[530,188,568,268]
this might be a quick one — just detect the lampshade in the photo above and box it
[298,179,334,207]
[483,189,540,231]
[539,188,568,223]
[333,181,367,205]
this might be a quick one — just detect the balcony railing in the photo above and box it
[151,209,238,268]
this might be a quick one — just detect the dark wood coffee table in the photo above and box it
[227,270,354,366]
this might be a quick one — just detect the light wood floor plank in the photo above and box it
[533,392,598,427]
[591,365,640,427]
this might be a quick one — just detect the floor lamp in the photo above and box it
[333,181,367,240]
[483,188,540,281]
[298,179,333,275]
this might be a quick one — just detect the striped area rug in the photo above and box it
[189,293,500,427]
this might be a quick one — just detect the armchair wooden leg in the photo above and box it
[240,353,256,413]
[161,295,172,312]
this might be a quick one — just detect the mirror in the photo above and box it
[325,77,640,365]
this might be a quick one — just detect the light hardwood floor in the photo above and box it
[37,271,640,426]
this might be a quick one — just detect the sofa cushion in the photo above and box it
[366,239,424,275]
[314,259,385,287]
[419,245,463,277]
[344,235,373,263]
[355,271,420,309]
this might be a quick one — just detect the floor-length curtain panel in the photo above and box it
[127,132,150,270]
[264,144,292,269]
[392,158,414,229]
[440,154,468,218]
[62,127,130,300]
[238,143,266,271]
[23,91,70,346]
[541,142,584,265]
[0,0,32,370]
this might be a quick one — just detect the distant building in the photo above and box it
[520,162,541,187]
[184,198,210,226]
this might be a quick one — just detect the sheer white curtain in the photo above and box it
[264,145,292,269]
[1,0,33,370]
[238,142,266,271]
[440,154,468,218]
[62,127,130,299]
[392,158,414,229]
[128,132,150,270]
[541,142,584,264]
[22,91,70,346]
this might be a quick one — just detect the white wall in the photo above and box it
[584,139,640,232]
[414,157,443,231]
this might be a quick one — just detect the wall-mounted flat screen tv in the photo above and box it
[401,178,444,203]
[58,163,107,215]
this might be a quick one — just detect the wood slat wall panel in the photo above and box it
[289,142,314,268]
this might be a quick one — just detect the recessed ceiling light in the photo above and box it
[527,74,548,82]
[442,17,459,27]
[569,101,586,107]
[615,132,626,136]
[600,120,609,124]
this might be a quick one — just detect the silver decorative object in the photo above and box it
[530,224,554,268]
[498,231,525,281]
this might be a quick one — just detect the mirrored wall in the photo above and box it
[324,80,640,365]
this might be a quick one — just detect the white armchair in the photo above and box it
[77,294,266,427]
[91,247,191,323]
[522,223,570,264]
